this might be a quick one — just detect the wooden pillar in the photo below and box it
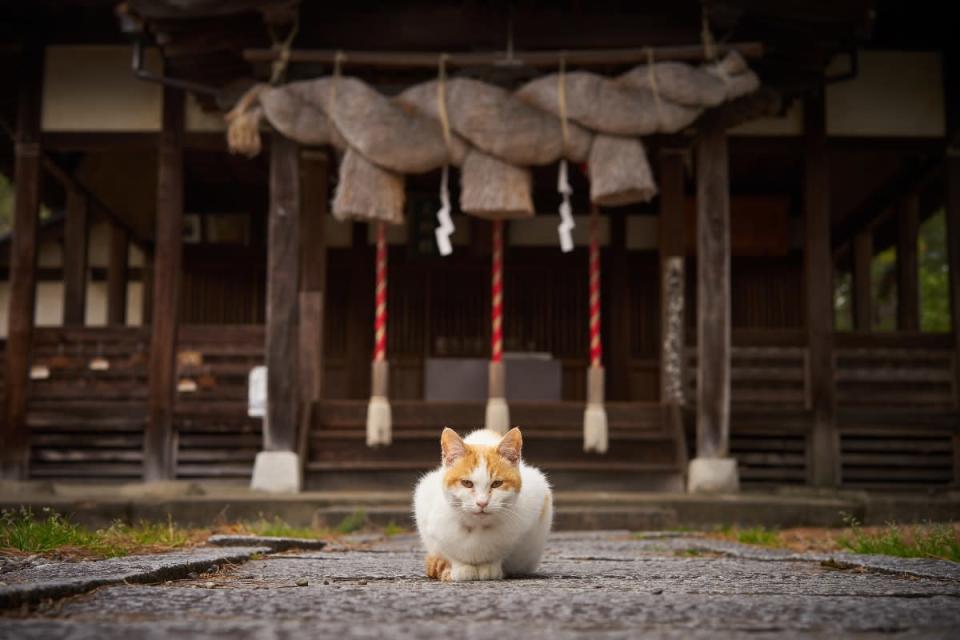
[1,45,43,481]
[897,195,920,332]
[607,213,629,400]
[948,156,960,410]
[852,230,873,331]
[107,224,129,325]
[659,148,688,467]
[694,126,731,460]
[144,86,184,482]
[297,151,328,458]
[62,189,88,326]
[804,89,839,487]
[264,133,301,452]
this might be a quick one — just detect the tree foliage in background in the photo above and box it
[919,208,950,332]
[834,208,951,333]
[0,173,13,235]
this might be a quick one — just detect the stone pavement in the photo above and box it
[2,531,960,639]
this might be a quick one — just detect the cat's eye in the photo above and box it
[460,480,473,488]
[491,480,503,488]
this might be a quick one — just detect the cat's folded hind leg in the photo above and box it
[425,554,451,581]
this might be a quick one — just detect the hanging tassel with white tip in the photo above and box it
[485,219,510,435]
[366,222,392,446]
[556,56,575,253]
[557,159,575,253]
[583,204,608,453]
[435,164,455,256]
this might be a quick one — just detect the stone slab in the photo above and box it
[3,532,959,638]
[207,535,327,552]
[0,546,269,610]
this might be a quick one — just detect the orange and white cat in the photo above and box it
[414,427,552,581]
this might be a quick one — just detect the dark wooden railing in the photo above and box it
[16,324,958,489]
[27,327,149,480]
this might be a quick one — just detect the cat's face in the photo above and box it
[440,427,522,518]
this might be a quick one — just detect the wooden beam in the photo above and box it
[0,119,150,249]
[852,230,873,331]
[265,132,301,452]
[62,189,88,326]
[107,224,130,325]
[803,89,839,487]
[297,150,328,458]
[244,41,764,68]
[897,195,920,332]
[695,125,731,459]
[607,212,629,401]
[694,88,781,134]
[145,86,185,482]
[1,44,43,481]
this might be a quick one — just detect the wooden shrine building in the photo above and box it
[0,0,958,492]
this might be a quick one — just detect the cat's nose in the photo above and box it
[475,496,490,509]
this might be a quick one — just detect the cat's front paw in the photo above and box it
[448,563,480,582]
[475,562,503,580]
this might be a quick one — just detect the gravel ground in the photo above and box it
[2,531,959,639]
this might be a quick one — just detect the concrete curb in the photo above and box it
[0,546,269,610]
[207,535,327,552]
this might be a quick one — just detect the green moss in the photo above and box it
[335,510,367,534]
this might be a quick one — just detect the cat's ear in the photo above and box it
[497,427,522,465]
[440,427,466,466]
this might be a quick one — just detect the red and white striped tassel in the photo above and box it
[485,219,510,434]
[366,222,392,446]
[584,206,608,453]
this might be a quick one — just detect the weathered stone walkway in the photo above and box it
[3,531,960,639]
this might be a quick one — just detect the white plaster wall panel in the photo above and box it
[43,46,163,132]
[84,282,108,326]
[826,51,945,137]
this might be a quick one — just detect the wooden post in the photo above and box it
[947,156,960,411]
[694,126,731,461]
[607,213,629,400]
[897,195,920,332]
[264,133,301,452]
[107,224,130,325]
[62,189,88,326]
[144,86,184,482]
[1,45,43,481]
[852,230,873,331]
[804,89,839,487]
[658,148,688,468]
[297,151,328,460]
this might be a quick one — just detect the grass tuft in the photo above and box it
[335,510,367,534]
[1,507,95,554]
[838,516,960,562]
[717,525,782,547]
[383,521,408,537]
[240,516,327,540]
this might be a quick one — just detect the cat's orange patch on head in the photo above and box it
[440,427,523,491]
